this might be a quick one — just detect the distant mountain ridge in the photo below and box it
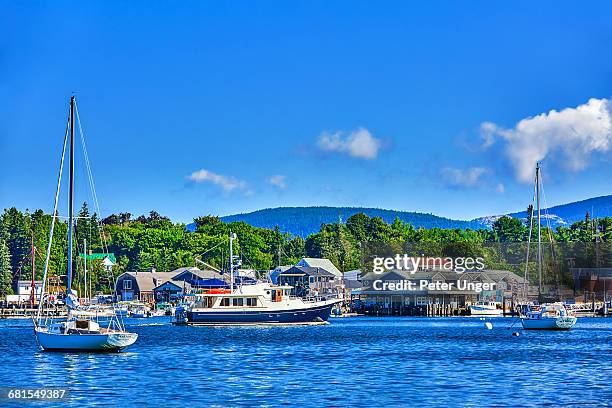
[219,206,483,237]
[472,195,612,228]
[187,195,612,237]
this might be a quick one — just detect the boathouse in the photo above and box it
[115,267,224,302]
[571,267,612,300]
[278,266,337,297]
[154,280,192,302]
[352,268,526,316]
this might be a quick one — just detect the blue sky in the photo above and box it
[1,1,611,223]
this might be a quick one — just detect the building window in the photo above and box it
[123,280,132,290]
[416,296,429,306]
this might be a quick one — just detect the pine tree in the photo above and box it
[0,238,13,296]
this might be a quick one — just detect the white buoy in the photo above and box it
[512,331,520,337]
[484,322,493,330]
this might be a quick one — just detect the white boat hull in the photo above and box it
[35,327,138,351]
[470,306,503,316]
[521,316,577,330]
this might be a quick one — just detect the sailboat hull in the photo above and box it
[35,327,138,351]
[521,316,577,330]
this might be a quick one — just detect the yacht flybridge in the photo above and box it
[175,234,341,325]
[34,96,138,351]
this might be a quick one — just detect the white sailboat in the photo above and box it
[521,303,576,330]
[34,96,138,351]
[520,163,576,330]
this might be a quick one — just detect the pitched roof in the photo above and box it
[298,258,342,277]
[154,280,192,292]
[121,272,177,292]
[171,267,222,280]
[343,269,362,280]
[343,279,363,289]
[280,266,335,278]
[79,253,116,263]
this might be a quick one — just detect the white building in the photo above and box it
[6,280,44,305]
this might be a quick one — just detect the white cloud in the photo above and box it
[268,174,287,189]
[496,183,505,193]
[317,127,381,159]
[440,166,489,188]
[187,169,247,192]
[481,98,612,183]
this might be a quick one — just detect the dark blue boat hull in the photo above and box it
[184,303,336,324]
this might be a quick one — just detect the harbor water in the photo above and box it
[0,317,610,407]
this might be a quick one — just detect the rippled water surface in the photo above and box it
[0,317,610,407]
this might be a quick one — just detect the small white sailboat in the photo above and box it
[470,301,502,316]
[34,96,138,351]
[520,163,576,330]
[521,303,577,330]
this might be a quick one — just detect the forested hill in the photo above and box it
[216,207,483,237]
[201,195,612,237]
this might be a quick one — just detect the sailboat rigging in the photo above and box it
[34,96,138,351]
[520,162,577,330]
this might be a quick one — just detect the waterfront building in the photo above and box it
[352,268,527,315]
[6,280,44,305]
[269,265,292,284]
[277,266,337,297]
[571,267,612,300]
[154,280,192,302]
[115,267,223,302]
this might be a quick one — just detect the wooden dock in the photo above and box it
[0,307,67,319]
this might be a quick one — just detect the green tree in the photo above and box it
[492,216,526,242]
[0,238,12,295]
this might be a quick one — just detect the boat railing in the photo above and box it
[302,293,342,303]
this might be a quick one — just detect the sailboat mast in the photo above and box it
[67,96,76,296]
[31,235,35,307]
[229,232,235,293]
[536,162,542,299]
[84,238,87,301]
